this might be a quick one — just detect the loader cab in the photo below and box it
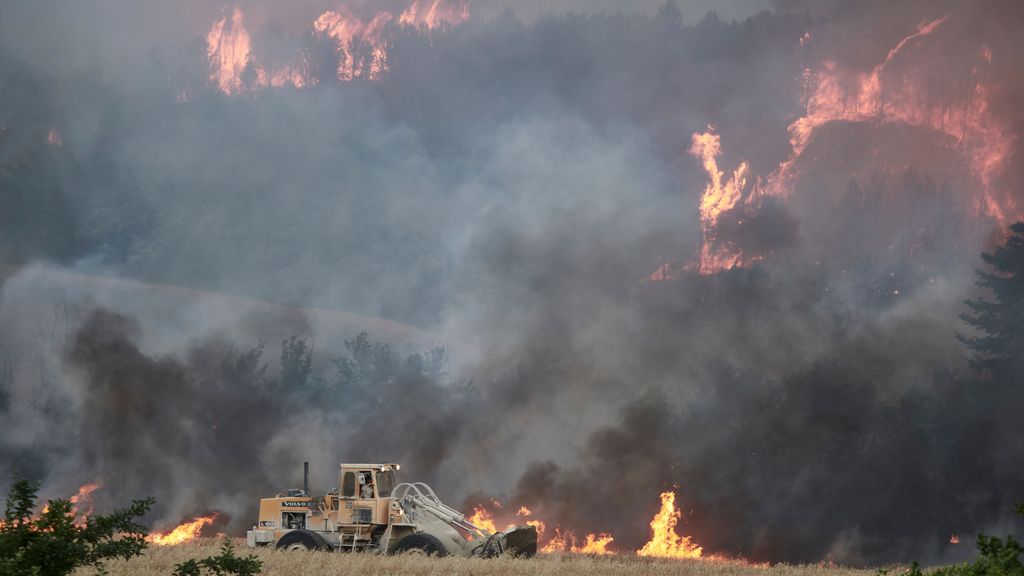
[337,463,399,526]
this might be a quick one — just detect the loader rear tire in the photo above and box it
[276,530,328,552]
[393,533,448,557]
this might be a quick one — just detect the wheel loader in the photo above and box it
[245,462,537,558]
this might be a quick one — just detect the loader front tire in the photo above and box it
[393,533,448,557]
[276,530,327,552]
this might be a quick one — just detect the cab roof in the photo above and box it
[338,463,399,469]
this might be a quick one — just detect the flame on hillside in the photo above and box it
[207,8,252,95]
[203,1,468,95]
[206,7,308,94]
[785,15,1013,224]
[788,16,952,160]
[400,0,470,28]
[784,15,1015,220]
[690,130,754,274]
[146,514,218,546]
[650,14,1016,279]
[314,10,392,81]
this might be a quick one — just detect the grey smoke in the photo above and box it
[1,0,1023,566]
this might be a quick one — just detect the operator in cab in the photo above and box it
[359,473,374,498]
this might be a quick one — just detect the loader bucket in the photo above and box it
[476,525,537,558]
[499,525,538,558]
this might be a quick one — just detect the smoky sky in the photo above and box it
[1,0,1023,567]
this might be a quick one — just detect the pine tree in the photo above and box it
[960,222,1024,378]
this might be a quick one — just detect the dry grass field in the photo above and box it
[82,540,886,576]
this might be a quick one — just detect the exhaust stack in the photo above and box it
[303,462,309,496]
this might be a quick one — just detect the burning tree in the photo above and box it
[960,222,1024,380]
[0,480,152,576]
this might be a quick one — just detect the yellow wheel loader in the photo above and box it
[246,462,537,558]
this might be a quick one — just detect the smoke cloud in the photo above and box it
[1,0,1022,566]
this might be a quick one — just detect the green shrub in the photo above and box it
[0,479,153,576]
[172,540,262,576]
[924,506,1023,576]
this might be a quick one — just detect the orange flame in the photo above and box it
[204,1,469,95]
[637,491,703,559]
[467,506,497,534]
[691,130,753,274]
[515,506,547,539]
[539,527,572,553]
[787,15,1014,223]
[526,518,546,538]
[68,483,101,524]
[2,483,102,530]
[467,493,713,558]
[539,528,615,554]
[789,16,950,160]
[146,514,218,546]
[69,483,101,505]
[575,533,615,554]
[663,14,1017,279]
[647,261,677,282]
[399,0,469,29]
[950,534,960,544]
[314,10,392,81]
[206,7,252,95]
[205,9,308,93]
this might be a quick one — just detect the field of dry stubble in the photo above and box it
[82,540,886,576]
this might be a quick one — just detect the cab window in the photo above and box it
[376,470,395,497]
[342,471,356,497]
